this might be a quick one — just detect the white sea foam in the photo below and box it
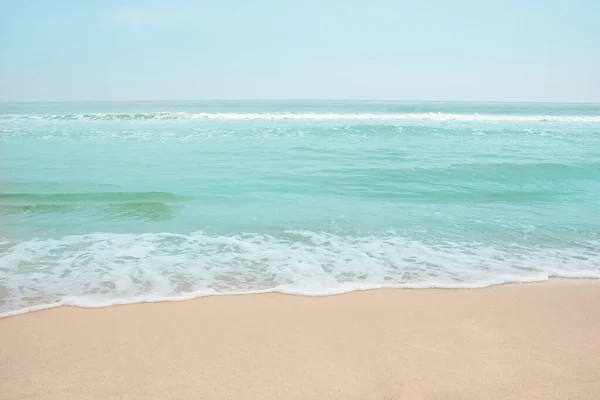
[1,231,599,317]
[1,112,600,123]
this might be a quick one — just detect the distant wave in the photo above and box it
[0,192,184,221]
[2,112,600,123]
[0,202,174,221]
[0,191,190,204]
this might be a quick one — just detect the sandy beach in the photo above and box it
[1,280,599,400]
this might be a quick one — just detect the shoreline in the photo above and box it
[2,279,600,399]
[3,276,598,319]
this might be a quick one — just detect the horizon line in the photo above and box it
[2,99,599,105]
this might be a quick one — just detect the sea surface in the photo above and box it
[1,101,599,316]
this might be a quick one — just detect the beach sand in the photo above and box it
[1,280,599,400]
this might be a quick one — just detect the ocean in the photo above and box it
[1,100,599,316]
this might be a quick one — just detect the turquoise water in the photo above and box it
[1,101,599,315]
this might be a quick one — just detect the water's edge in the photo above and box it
[2,275,598,319]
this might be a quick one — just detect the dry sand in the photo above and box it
[1,280,599,400]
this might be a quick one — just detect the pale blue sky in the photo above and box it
[1,0,598,102]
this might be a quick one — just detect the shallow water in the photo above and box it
[1,100,599,315]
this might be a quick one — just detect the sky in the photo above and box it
[0,0,598,102]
